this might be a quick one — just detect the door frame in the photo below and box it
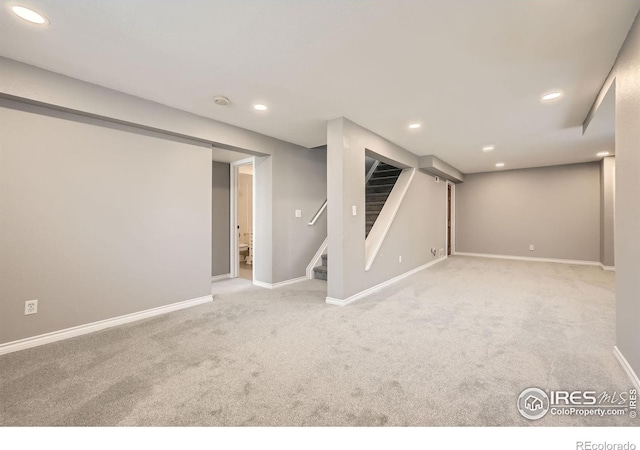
[446,180,456,256]
[230,157,255,280]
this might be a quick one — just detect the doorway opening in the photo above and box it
[231,158,254,281]
[446,181,455,256]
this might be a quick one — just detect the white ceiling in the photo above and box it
[1,0,638,173]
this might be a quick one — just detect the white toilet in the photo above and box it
[239,243,251,264]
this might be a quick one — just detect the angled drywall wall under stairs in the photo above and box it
[327,118,447,304]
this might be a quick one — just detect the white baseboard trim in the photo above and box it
[306,237,328,279]
[0,295,213,356]
[326,256,447,306]
[599,263,615,271]
[453,252,601,267]
[253,276,308,290]
[211,273,231,282]
[614,346,640,390]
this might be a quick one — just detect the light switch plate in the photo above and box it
[352,205,357,216]
[295,209,301,218]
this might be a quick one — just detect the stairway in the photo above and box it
[366,162,402,237]
[313,162,401,282]
[313,254,328,280]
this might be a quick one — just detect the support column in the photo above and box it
[326,118,366,301]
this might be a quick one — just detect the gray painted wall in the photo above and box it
[0,104,212,345]
[212,161,230,276]
[327,118,445,301]
[253,147,326,285]
[592,12,640,382]
[1,58,330,292]
[271,146,327,283]
[455,163,600,262]
[600,157,615,267]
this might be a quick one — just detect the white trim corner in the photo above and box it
[614,346,640,390]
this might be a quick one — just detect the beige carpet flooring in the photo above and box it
[0,256,636,426]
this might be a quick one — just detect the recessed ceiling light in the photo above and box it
[495,162,505,168]
[541,90,563,102]
[482,145,495,152]
[11,5,48,24]
[597,151,610,157]
[254,104,267,111]
[408,123,421,129]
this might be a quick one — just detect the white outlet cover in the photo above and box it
[295,209,301,218]
[399,256,402,263]
[25,299,38,315]
[352,205,357,216]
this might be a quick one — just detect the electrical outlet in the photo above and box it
[399,256,402,263]
[439,248,444,257]
[352,205,357,216]
[25,300,38,315]
[529,244,535,251]
[295,209,301,218]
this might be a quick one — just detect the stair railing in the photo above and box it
[309,160,380,226]
[308,200,327,226]
[365,160,380,183]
